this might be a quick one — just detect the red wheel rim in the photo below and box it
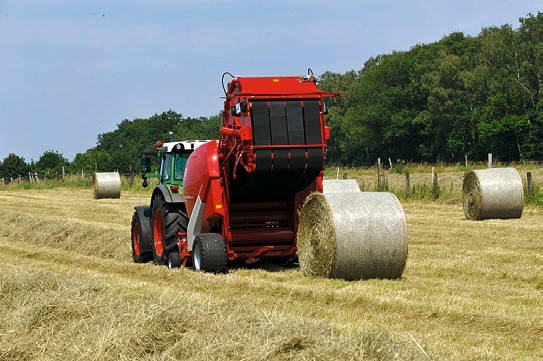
[153,209,164,256]
[133,222,141,256]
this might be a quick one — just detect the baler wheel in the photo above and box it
[151,195,188,265]
[167,252,182,269]
[131,213,152,263]
[192,233,228,273]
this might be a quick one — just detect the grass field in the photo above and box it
[0,188,541,360]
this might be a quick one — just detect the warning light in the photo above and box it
[215,204,222,209]
[171,185,179,193]
[155,140,164,148]
[272,79,279,83]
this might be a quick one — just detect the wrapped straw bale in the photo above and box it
[323,179,360,193]
[93,172,121,199]
[462,168,523,220]
[297,192,408,280]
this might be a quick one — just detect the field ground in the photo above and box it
[0,188,541,360]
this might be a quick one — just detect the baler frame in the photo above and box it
[178,73,338,268]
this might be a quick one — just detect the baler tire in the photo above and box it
[192,233,228,274]
[131,213,152,263]
[151,195,188,265]
[167,251,181,269]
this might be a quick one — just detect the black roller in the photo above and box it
[251,101,271,146]
[303,100,322,144]
[286,101,305,144]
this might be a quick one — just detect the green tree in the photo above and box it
[317,12,542,165]
[35,150,69,177]
[0,153,30,180]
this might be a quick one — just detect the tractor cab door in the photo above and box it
[159,154,173,184]
[173,153,188,181]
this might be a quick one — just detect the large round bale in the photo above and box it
[462,168,523,220]
[93,172,121,199]
[323,179,360,193]
[297,192,408,280]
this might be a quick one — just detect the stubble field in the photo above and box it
[0,188,541,360]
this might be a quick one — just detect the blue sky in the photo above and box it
[1,0,541,162]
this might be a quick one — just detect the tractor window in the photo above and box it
[161,154,172,182]
[174,154,187,180]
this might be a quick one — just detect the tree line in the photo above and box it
[319,12,542,165]
[0,112,221,179]
[1,12,541,180]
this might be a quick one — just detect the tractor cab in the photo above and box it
[140,140,210,191]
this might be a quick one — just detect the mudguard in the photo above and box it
[152,184,185,204]
[133,205,153,252]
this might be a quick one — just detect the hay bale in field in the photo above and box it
[323,179,360,193]
[297,192,408,280]
[93,172,121,199]
[462,168,523,220]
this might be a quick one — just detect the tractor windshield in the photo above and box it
[160,154,172,182]
[174,154,187,180]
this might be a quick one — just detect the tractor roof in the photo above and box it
[162,140,212,153]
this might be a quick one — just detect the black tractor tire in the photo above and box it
[131,213,153,263]
[192,233,228,274]
[167,252,182,269]
[151,194,188,265]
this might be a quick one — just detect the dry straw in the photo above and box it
[93,172,121,199]
[462,168,523,220]
[298,191,408,280]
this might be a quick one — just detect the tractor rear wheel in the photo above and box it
[131,213,152,263]
[192,233,228,273]
[151,195,188,265]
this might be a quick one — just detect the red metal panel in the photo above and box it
[230,77,321,96]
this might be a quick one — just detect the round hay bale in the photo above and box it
[323,179,360,193]
[93,172,121,199]
[462,168,523,220]
[297,192,408,280]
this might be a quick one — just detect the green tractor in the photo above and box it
[130,140,209,268]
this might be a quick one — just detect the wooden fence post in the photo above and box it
[527,172,533,193]
[388,157,392,169]
[34,173,39,182]
[464,154,468,167]
[1,178,4,185]
[62,166,65,181]
[129,165,134,186]
[432,166,438,198]
[488,153,492,168]
[405,172,410,196]
[377,158,381,189]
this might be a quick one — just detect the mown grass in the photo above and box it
[0,189,541,360]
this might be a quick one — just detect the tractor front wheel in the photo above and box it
[131,213,152,263]
[192,233,228,273]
